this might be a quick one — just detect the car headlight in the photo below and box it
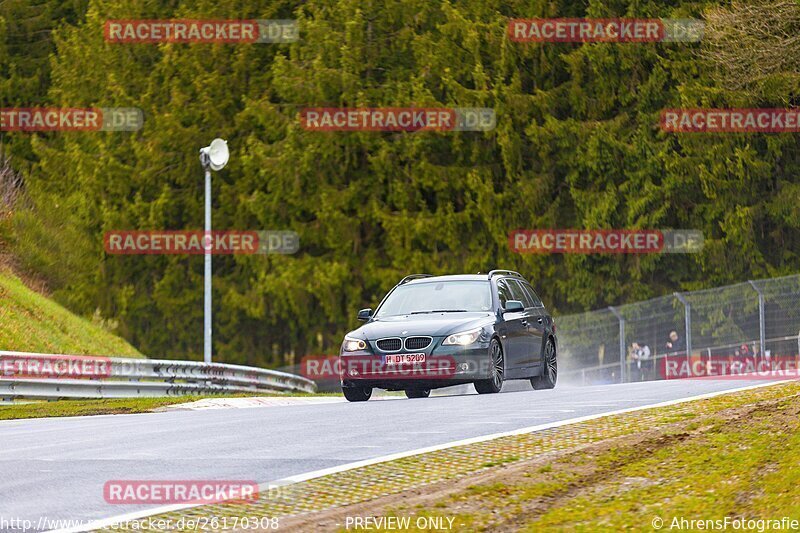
[443,327,483,346]
[342,336,368,352]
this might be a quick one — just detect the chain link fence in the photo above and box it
[557,274,800,385]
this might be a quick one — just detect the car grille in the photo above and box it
[404,336,432,351]
[376,338,402,352]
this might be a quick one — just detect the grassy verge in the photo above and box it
[0,392,341,421]
[0,397,207,420]
[0,270,142,357]
[377,381,800,532]
[124,380,800,532]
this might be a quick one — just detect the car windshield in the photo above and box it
[375,281,492,317]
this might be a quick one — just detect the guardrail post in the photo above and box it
[748,280,766,358]
[674,292,692,366]
[608,306,626,384]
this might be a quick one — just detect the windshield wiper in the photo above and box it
[410,309,469,314]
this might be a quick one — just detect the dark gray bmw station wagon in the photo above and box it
[339,270,557,401]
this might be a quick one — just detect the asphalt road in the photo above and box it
[0,378,777,531]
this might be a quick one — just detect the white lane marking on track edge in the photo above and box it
[50,380,791,533]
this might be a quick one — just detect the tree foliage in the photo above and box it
[2,0,799,365]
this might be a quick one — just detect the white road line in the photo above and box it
[500,416,552,419]
[560,404,620,407]
[456,421,510,425]
[50,380,790,533]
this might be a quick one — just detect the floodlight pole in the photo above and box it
[199,139,228,365]
[204,166,212,364]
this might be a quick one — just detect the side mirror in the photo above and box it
[503,300,524,313]
[357,308,373,321]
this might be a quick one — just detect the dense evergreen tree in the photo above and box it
[2,0,798,365]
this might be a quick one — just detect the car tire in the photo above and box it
[531,337,557,390]
[405,389,430,399]
[474,338,504,394]
[342,385,372,402]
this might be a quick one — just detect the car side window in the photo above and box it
[496,279,512,308]
[508,280,534,308]
[522,282,543,308]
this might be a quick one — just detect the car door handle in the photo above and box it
[537,317,544,324]
[520,320,528,327]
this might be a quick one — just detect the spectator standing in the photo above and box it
[665,330,685,355]
[631,342,652,381]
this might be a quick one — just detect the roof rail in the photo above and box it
[487,270,523,279]
[398,274,433,285]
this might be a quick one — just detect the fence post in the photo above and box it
[674,292,692,365]
[748,280,766,358]
[608,306,625,384]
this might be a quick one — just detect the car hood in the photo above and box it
[349,312,495,340]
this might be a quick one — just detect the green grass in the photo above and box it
[527,398,800,530]
[0,397,203,420]
[0,392,342,420]
[379,383,800,532]
[0,270,142,357]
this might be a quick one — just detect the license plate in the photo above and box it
[385,353,426,365]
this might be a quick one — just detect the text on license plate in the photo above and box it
[385,353,426,365]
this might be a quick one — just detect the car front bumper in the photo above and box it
[339,342,493,390]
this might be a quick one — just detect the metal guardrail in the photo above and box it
[0,351,317,400]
